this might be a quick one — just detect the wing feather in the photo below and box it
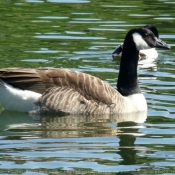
[0,68,121,106]
[38,87,104,114]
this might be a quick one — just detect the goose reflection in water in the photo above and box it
[40,112,146,167]
[1,111,147,169]
[39,112,146,138]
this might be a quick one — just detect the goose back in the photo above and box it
[0,68,123,114]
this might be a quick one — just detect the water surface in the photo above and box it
[0,0,175,174]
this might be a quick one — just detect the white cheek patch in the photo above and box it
[132,32,151,51]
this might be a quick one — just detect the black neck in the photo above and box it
[117,35,141,96]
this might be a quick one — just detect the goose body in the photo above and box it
[0,68,146,114]
[0,28,170,114]
[112,25,159,61]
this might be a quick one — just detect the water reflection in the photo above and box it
[0,111,147,138]
[0,111,147,172]
[118,122,138,166]
[40,112,147,138]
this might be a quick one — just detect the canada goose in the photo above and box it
[0,28,170,114]
[112,25,160,61]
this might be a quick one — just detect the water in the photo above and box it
[0,0,175,174]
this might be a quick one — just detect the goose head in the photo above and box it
[112,25,170,59]
[131,28,171,51]
[143,24,159,38]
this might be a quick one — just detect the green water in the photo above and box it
[0,0,175,174]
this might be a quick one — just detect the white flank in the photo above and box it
[0,81,41,112]
[132,32,151,51]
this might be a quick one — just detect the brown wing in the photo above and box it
[38,86,100,114]
[0,68,119,105]
[39,86,118,115]
[0,68,50,94]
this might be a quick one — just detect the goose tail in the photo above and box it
[0,79,41,112]
[0,79,5,87]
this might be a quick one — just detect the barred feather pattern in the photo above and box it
[0,68,146,114]
[39,87,111,114]
[37,69,123,114]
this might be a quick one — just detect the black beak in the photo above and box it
[155,37,171,49]
[112,44,123,58]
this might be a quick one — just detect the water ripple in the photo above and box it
[47,0,90,3]
[35,35,106,40]
[1,0,175,173]
[39,16,69,19]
